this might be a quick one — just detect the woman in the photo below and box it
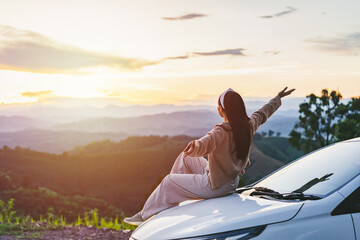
[124,87,295,225]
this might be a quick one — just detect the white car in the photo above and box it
[130,137,360,240]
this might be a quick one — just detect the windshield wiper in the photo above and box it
[292,173,333,194]
[237,186,322,200]
[249,187,283,198]
[237,186,284,198]
[236,186,279,194]
[251,191,322,200]
[282,192,322,200]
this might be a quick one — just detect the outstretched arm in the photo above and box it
[184,126,224,157]
[250,87,295,133]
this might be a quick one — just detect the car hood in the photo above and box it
[131,193,304,240]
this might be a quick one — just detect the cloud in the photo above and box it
[0,25,156,74]
[164,55,190,60]
[162,13,208,21]
[193,48,245,56]
[260,6,297,19]
[182,93,218,103]
[264,51,281,55]
[21,90,53,98]
[305,32,360,55]
[163,48,246,60]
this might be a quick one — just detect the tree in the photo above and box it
[261,131,267,137]
[276,132,281,137]
[268,129,274,137]
[334,97,360,141]
[289,89,342,153]
[2,145,10,151]
[253,132,262,140]
[0,173,12,191]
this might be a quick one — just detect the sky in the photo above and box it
[0,0,359,106]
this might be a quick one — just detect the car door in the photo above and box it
[350,187,360,239]
[333,186,360,239]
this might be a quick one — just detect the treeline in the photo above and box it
[253,130,281,140]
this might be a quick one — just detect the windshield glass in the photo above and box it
[254,142,360,197]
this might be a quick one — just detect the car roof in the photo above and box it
[341,137,360,143]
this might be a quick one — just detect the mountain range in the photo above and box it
[0,110,298,153]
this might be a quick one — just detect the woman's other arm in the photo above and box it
[184,126,224,157]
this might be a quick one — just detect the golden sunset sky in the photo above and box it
[0,0,359,106]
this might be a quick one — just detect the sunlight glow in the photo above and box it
[0,0,359,105]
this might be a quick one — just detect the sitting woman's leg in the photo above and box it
[140,172,211,220]
[125,152,235,224]
[126,171,238,224]
[170,152,208,175]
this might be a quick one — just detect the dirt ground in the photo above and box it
[0,224,133,240]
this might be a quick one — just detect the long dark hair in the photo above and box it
[218,91,252,161]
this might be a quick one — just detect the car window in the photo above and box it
[254,142,360,197]
[332,187,360,215]
[352,188,360,213]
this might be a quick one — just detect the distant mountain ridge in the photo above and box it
[0,110,298,153]
[0,116,52,132]
[52,110,298,137]
[53,110,222,136]
[0,97,304,123]
[0,129,127,153]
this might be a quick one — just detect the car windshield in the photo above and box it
[253,141,360,197]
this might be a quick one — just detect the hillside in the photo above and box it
[242,144,284,183]
[0,135,285,219]
[253,137,304,164]
[0,129,127,153]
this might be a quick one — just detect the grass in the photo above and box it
[0,222,57,237]
[0,198,136,237]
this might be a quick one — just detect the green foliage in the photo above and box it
[237,177,245,188]
[73,210,135,231]
[268,130,274,137]
[334,96,360,141]
[289,89,342,153]
[0,171,13,192]
[335,118,360,141]
[290,90,360,153]
[0,198,135,237]
[0,186,126,224]
[253,132,262,140]
[0,222,29,236]
[0,198,16,223]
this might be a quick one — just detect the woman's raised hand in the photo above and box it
[278,87,295,98]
